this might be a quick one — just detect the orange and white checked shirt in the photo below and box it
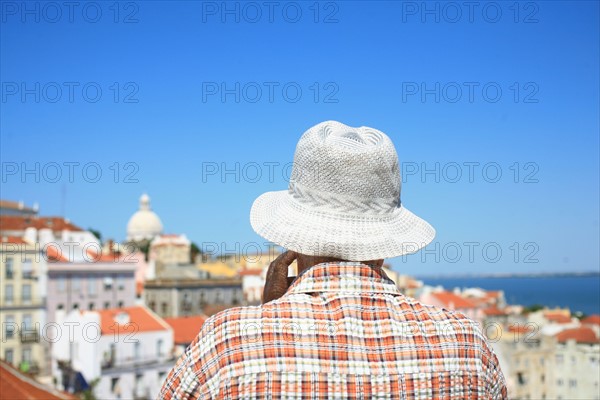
[160,262,507,399]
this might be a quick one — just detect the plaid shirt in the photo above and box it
[160,262,507,399]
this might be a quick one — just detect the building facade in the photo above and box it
[47,261,137,322]
[144,278,243,318]
[0,236,48,375]
[52,306,174,400]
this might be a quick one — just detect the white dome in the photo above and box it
[127,194,163,241]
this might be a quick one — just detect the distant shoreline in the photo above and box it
[415,271,600,279]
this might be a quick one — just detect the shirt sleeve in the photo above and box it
[484,343,508,400]
[159,316,221,399]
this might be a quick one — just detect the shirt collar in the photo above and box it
[286,262,402,296]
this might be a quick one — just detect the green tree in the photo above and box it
[88,228,102,243]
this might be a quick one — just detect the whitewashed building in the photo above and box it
[52,305,174,399]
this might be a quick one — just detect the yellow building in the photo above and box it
[0,236,47,376]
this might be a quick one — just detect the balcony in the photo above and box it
[101,354,176,374]
[20,329,40,343]
[18,360,40,375]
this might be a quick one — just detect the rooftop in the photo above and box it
[164,315,207,345]
[0,360,75,400]
[432,291,476,309]
[0,215,82,232]
[581,315,600,326]
[96,306,171,334]
[556,327,599,344]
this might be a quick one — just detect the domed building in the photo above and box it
[127,194,163,242]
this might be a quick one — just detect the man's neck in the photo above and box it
[296,255,385,276]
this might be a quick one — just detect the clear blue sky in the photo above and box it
[1,1,598,275]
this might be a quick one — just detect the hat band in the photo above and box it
[288,181,400,216]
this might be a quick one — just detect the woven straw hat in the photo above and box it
[250,121,435,260]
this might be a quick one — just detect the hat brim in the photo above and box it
[250,190,435,261]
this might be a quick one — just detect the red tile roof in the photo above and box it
[483,306,507,316]
[164,315,207,345]
[508,325,534,334]
[46,244,69,262]
[0,215,82,232]
[545,313,572,324]
[581,315,600,326]
[432,291,477,309]
[0,236,27,245]
[556,327,599,344]
[0,360,76,400]
[96,306,170,334]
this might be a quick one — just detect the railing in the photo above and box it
[18,361,40,375]
[102,354,176,371]
[20,329,40,343]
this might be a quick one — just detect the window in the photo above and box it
[57,276,66,292]
[149,301,156,311]
[4,284,14,304]
[72,303,79,310]
[88,302,95,311]
[22,259,33,279]
[117,276,125,290]
[158,371,166,383]
[4,349,14,364]
[161,302,168,315]
[72,276,81,291]
[22,314,32,330]
[541,374,545,383]
[57,304,64,310]
[556,354,564,364]
[569,379,577,388]
[111,377,120,393]
[5,257,14,279]
[4,315,15,339]
[104,302,110,309]
[135,374,144,396]
[557,379,564,386]
[88,276,97,296]
[22,347,32,363]
[104,276,113,291]
[157,339,164,357]
[117,301,123,308]
[517,372,526,385]
[134,342,141,361]
[22,284,32,303]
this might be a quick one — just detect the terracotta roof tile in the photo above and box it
[432,291,477,309]
[581,315,600,326]
[556,327,599,344]
[0,215,82,232]
[0,236,27,245]
[164,315,207,345]
[96,306,170,334]
[545,314,572,324]
[483,306,507,316]
[0,361,76,399]
[508,325,534,334]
